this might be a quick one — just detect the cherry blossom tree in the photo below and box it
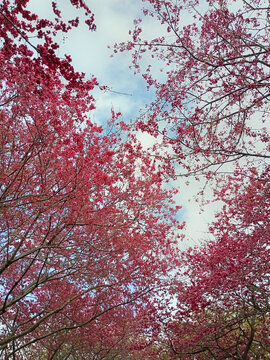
[0,1,181,357]
[117,0,269,179]
[157,167,270,359]
[115,1,270,358]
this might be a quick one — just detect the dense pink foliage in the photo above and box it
[0,0,269,359]
[0,1,181,357]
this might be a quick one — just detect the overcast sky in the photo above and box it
[28,0,220,247]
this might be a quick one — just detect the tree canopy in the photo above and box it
[0,0,269,359]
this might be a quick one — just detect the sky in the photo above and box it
[28,0,220,247]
